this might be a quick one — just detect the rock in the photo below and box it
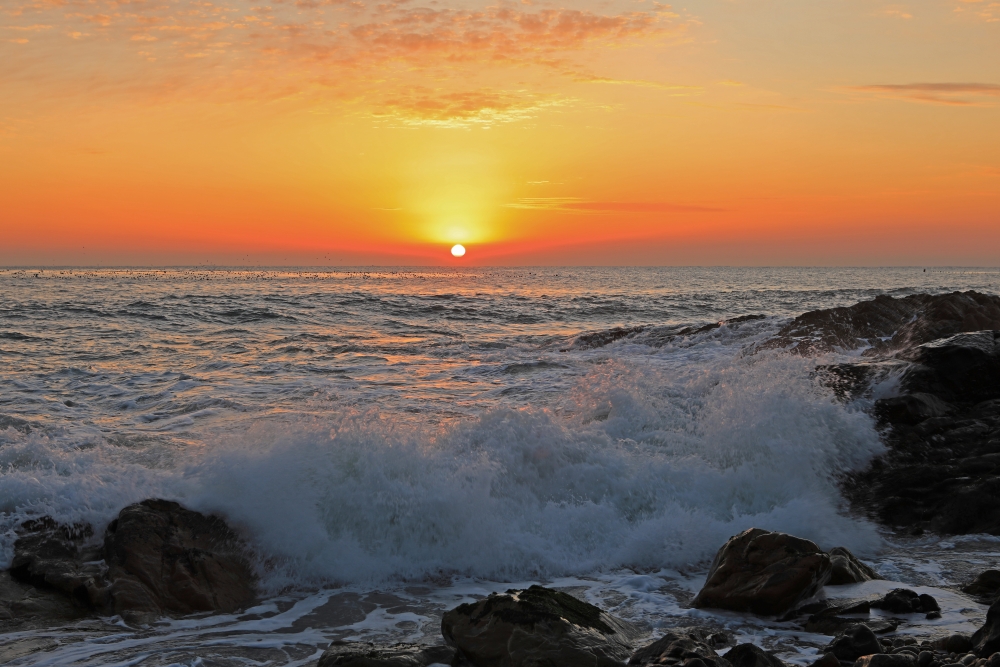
[854,655,917,667]
[692,529,833,616]
[827,624,883,662]
[317,641,458,667]
[9,518,109,609]
[934,636,974,654]
[0,570,90,627]
[875,394,954,426]
[103,499,256,617]
[808,654,840,667]
[827,547,881,585]
[629,630,730,667]
[964,571,1000,602]
[973,599,1000,657]
[724,644,785,667]
[441,585,640,667]
[917,652,934,667]
[871,589,939,615]
[898,332,1000,405]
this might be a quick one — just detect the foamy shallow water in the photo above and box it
[2,267,1000,664]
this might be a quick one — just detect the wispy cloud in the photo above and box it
[371,88,566,127]
[850,82,1000,105]
[506,197,720,212]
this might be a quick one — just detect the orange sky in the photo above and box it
[2,0,999,265]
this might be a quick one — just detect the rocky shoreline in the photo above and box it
[3,290,1000,665]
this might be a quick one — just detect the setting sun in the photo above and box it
[451,244,467,258]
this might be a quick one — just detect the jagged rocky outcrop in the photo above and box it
[772,291,1000,536]
[441,585,641,667]
[3,499,256,624]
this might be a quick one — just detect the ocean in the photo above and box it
[2,266,999,666]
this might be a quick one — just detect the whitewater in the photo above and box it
[2,266,999,666]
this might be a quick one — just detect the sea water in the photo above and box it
[1,266,999,666]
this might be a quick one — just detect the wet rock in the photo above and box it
[0,571,90,627]
[854,655,917,667]
[964,571,1000,602]
[898,332,1000,405]
[441,585,640,667]
[827,547,881,585]
[724,643,785,667]
[827,624,883,662]
[875,394,954,426]
[917,652,934,667]
[103,499,257,617]
[9,518,109,608]
[317,641,458,667]
[871,589,939,615]
[629,630,730,667]
[973,599,1000,657]
[692,529,832,616]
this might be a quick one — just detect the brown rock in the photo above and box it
[104,499,256,616]
[9,518,109,609]
[692,529,833,616]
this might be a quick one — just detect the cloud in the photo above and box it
[953,0,1000,23]
[371,88,566,127]
[850,83,1000,105]
[507,197,720,212]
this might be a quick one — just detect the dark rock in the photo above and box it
[827,547,881,585]
[854,655,917,667]
[918,652,934,667]
[629,630,730,667]
[964,571,1000,602]
[973,599,1000,657]
[724,643,785,667]
[692,529,833,616]
[875,394,954,426]
[808,653,840,667]
[898,332,1000,405]
[871,589,939,615]
[827,624,883,662]
[317,641,458,667]
[804,616,897,636]
[9,518,109,608]
[0,570,90,627]
[103,499,256,617]
[441,585,640,667]
[934,636,974,654]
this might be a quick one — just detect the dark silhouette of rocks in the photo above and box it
[964,570,1000,603]
[692,529,833,616]
[441,585,640,667]
[973,598,1000,658]
[723,643,786,667]
[827,624,882,663]
[828,547,881,585]
[3,499,255,625]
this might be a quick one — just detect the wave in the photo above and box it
[0,346,884,591]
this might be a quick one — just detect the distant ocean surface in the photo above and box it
[2,266,1000,666]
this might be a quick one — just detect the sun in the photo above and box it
[450,244,466,258]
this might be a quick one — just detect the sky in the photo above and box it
[2,0,999,266]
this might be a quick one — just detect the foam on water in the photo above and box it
[1,338,884,588]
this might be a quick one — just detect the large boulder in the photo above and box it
[898,331,1000,405]
[827,547,880,585]
[692,529,833,616]
[973,598,1000,658]
[104,499,256,616]
[3,499,256,622]
[826,625,882,663]
[628,630,730,667]
[870,589,938,615]
[441,585,640,667]
[723,644,785,667]
[964,570,1000,602]
[317,641,458,667]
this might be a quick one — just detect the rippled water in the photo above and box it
[2,266,999,665]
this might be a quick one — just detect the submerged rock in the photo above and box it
[317,641,458,667]
[628,630,730,667]
[441,585,640,667]
[692,529,832,616]
[871,589,939,615]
